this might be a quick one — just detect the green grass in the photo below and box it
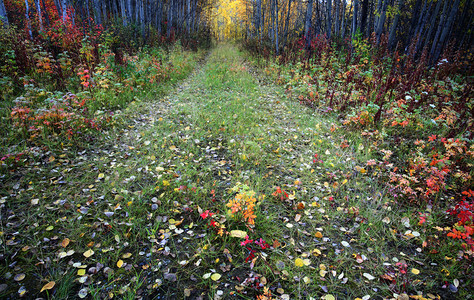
[0,44,471,299]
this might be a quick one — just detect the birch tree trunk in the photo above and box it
[274,0,279,54]
[327,0,332,39]
[433,0,460,61]
[388,0,404,49]
[334,0,339,36]
[94,0,102,25]
[304,0,314,48]
[351,0,358,37]
[40,0,50,26]
[167,0,173,38]
[0,0,7,26]
[375,0,388,43]
[61,0,67,22]
[24,0,33,38]
[34,0,43,31]
[430,0,448,58]
[340,0,346,37]
[282,0,292,47]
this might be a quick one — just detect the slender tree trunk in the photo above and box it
[157,0,163,34]
[360,0,368,36]
[413,0,431,53]
[407,0,423,44]
[433,0,460,61]
[167,0,173,38]
[283,0,292,47]
[0,0,7,26]
[351,0,358,37]
[274,0,279,54]
[388,0,404,49]
[94,0,102,25]
[102,0,107,25]
[40,0,50,26]
[304,0,314,48]
[374,0,382,32]
[334,0,339,36]
[24,0,33,38]
[341,0,346,37]
[256,0,261,39]
[430,0,448,58]
[420,0,441,51]
[327,0,332,39]
[34,0,43,32]
[120,0,127,26]
[61,0,67,22]
[375,0,388,44]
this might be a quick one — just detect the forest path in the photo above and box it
[1,44,440,299]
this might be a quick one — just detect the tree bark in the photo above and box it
[375,0,388,44]
[430,0,448,58]
[360,0,368,36]
[282,0,292,47]
[34,0,43,32]
[327,0,332,39]
[351,0,358,37]
[24,0,33,38]
[61,0,68,22]
[274,0,279,54]
[304,0,314,48]
[433,0,460,61]
[334,0,339,36]
[340,0,346,37]
[388,0,404,50]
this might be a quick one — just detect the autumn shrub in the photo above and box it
[226,183,261,227]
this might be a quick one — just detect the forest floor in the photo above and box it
[1,44,471,299]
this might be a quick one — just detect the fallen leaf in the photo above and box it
[363,273,375,280]
[211,273,221,281]
[14,274,25,282]
[122,252,132,259]
[83,249,94,258]
[230,230,247,238]
[315,231,323,238]
[295,258,304,267]
[77,269,86,276]
[78,288,88,298]
[117,260,124,268]
[40,281,55,293]
[61,238,70,248]
[411,268,420,275]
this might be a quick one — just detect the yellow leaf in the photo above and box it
[77,269,86,276]
[98,173,105,179]
[211,273,221,281]
[40,281,55,292]
[295,258,304,267]
[117,260,124,268]
[83,249,94,258]
[163,180,170,186]
[122,252,132,259]
[315,231,323,238]
[230,230,247,238]
[411,268,420,275]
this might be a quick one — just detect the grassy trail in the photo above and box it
[1,44,469,299]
